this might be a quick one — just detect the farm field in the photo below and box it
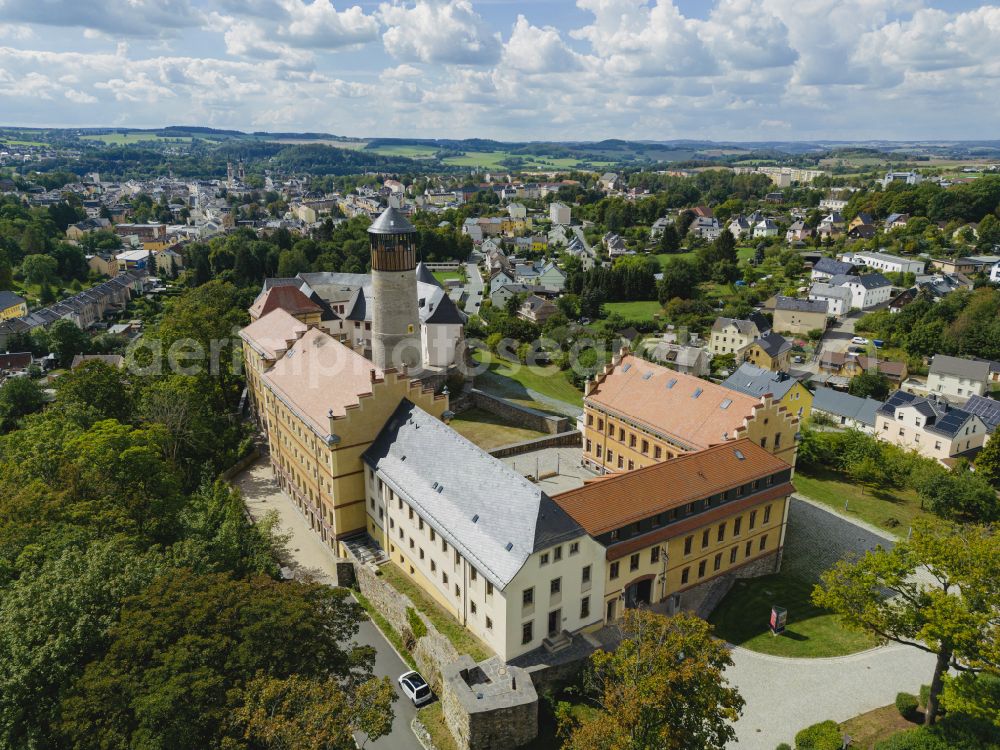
[80,133,191,144]
[366,144,438,159]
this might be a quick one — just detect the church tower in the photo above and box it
[368,207,421,371]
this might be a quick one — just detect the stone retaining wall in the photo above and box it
[350,557,459,693]
[680,550,781,619]
[442,656,538,750]
[220,447,261,481]
[464,388,570,434]
[488,430,581,458]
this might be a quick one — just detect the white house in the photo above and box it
[808,283,854,317]
[826,273,893,310]
[840,251,925,276]
[550,202,571,225]
[927,355,998,402]
[875,391,987,465]
[753,218,778,238]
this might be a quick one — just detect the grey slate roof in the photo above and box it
[877,390,975,438]
[362,401,584,590]
[962,395,1000,432]
[754,331,792,358]
[811,386,881,427]
[368,206,415,235]
[830,272,892,289]
[928,354,993,382]
[813,257,856,276]
[722,363,799,401]
[0,291,26,310]
[774,296,828,313]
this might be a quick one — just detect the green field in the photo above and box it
[473,350,583,410]
[794,466,929,534]
[603,300,664,322]
[655,250,698,267]
[367,144,438,159]
[448,408,546,450]
[80,133,191,144]
[709,571,878,657]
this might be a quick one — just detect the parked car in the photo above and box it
[398,671,433,706]
[792,355,804,364]
[851,336,869,345]
[872,339,884,348]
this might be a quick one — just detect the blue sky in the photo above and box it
[1,0,999,141]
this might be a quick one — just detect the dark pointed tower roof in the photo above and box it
[368,206,415,235]
[415,261,442,288]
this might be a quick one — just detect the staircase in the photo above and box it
[341,533,389,567]
[542,630,573,654]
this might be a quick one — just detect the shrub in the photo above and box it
[406,606,428,640]
[896,692,919,719]
[874,728,948,750]
[777,744,792,750]
[795,719,842,750]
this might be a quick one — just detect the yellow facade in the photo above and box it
[0,300,27,321]
[582,395,799,473]
[602,495,788,621]
[742,341,790,372]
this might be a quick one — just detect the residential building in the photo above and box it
[880,171,923,188]
[818,351,908,386]
[785,220,812,243]
[927,355,998,402]
[708,313,770,356]
[0,351,32,375]
[811,386,881,433]
[771,297,829,335]
[249,285,324,325]
[729,216,751,239]
[722,363,813,421]
[0,291,27,321]
[827,273,893,310]
[840,251,925,276]
[364,401,605,661]
[645,342,711,377]
[582,352,799,474]
[962,395,1000,435]
[876,391,987,464]
[115,248,151,272]
[554,439,794,622]
[808,283,854,317]
[740,331,792,372]
[753,218,778,238]
[810,257,856,282]
[689,215,722,240]
[549,202,571,225]
[518,295,558,325]
[490,283,535,308]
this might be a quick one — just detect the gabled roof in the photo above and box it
[929,354,993,382]
[774,296,828,314]
[813,257,856,276]
[423,292,466,325]
[831,272,892,290]
[877,390,976,437]
[249,285,323,320]
[752,331,792,359]
[722,363,799,401]
[553,438,792,536]
[811,386,881,426]
[363,401,583,590]
[0,291,26,310]
[0,352,32,371]
[586,354,765,451]
[239,307,308,360]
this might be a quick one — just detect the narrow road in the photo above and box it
[463,261,484,316]
[235,459,424,750]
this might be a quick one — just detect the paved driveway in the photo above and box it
[820,311,861,355]
[463,261,484,316]
[235,459,424,750]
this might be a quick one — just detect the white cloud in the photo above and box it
[0,22,33,40]
[279,0,379,49]
[380,0,502,65]
[64,88,98,104]
[501,15,583,74]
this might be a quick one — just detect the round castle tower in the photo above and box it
[368,206,421,371]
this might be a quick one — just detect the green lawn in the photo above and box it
[432,270,464,284]
[379,563,492,662]
[473,350,584,410]
[448,408,547,450]
[655,251,698,268]
[794,466,929,534]
[708,571,878,657]
[417,703,459,750]
[367,144,438,159]
[737,245,756,262]
[603,300,664,322]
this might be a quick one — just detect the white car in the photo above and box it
[398,670,433,706]
[851,336,869,345]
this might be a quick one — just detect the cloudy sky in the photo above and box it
[0,0,997,141]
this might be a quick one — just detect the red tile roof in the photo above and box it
[553,438,792,536]
[249,285,322,320]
